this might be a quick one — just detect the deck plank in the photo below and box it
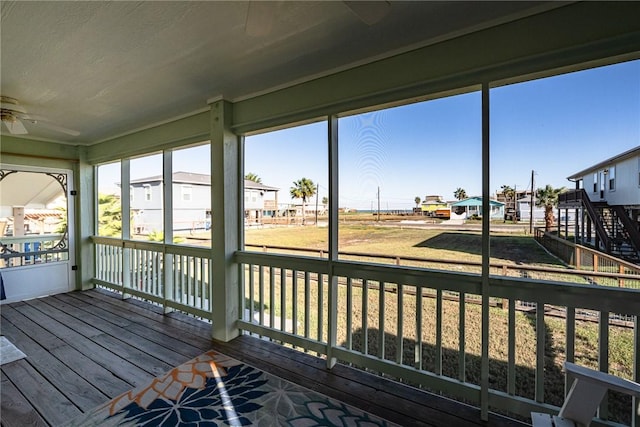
[1,305,133,398]
[77,290,214,345]
[0,319,108,411]
[37,295,192,368]
[25,298,175,378]
[2,360,81,425]
[56,292,207,360]
[0,371,48,427]
[9,300,154,387]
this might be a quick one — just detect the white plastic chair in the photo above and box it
[531,361,640,427]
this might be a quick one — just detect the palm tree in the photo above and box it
[500,185,515,203]
[98,193,123,237]
[290,178,316,225]
[454,188,467,200]
[414,196,421,207]
[501,184,516,219]
[245,172,262,183]
[535,184,566,231]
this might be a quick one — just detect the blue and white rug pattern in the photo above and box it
[66,350,398,427]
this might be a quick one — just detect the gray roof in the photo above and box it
[567,146,640,180]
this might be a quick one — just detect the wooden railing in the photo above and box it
[91,236,640,425]
[559,188,611,251]
[236,250,640,426]
[613,205,640,256]
[535,228,640,284]
[92,237,212,319]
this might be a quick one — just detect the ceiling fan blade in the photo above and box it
[3,117,28,134]
[33,120,80,136]
[344,1,391,25]
[245,1,278,37]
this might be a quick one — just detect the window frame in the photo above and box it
[144,184,152,202]
[181,184,192,201]
[608,166,615,191]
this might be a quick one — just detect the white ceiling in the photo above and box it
[0,1,561,145]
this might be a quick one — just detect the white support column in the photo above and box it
[480,83,491,421]
[326,115,339,369]
[210,99,240,341]
[78,148,95,289]
[238,136,246,319]
[163,151,174,313]
[121,159,131,298]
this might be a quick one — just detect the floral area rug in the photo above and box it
[66,350,399,427]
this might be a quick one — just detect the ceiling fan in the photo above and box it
[1,96,80,136]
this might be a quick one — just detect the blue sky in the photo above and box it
[247,59,639,210]
[100,59,639,211]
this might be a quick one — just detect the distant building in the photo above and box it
[516,197,549,222]
[450,197,504,220]
[245,180,279,223]
[420,195,449,217]
[129,172,278,234]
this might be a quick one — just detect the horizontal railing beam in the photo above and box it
[237,320,327,354]
[490,276,640,314]
[235,251,330,275]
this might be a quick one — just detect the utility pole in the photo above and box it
[514,184,517,220]
[529,170,535,234]
[377,186,380,222]
[315,184,319,227]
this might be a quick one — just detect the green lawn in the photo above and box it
[245,224,562,266]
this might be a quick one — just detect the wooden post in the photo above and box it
[501,265,508,309]
[480,83,490,421]
[121,159,131,299]
[326,114,339,370]
[163,151,174,313]
[210,99,240,342]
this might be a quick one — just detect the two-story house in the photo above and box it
[130,172,278,234]
[559,146,640,261]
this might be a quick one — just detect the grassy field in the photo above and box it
[242,224,636,423]
[245,224,561,266]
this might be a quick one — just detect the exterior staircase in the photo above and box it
[559,189,640,263]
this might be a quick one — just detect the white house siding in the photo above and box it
[244,189,264,211]
[131,182,163,234]
[173,183,211,231]
[605,156,640,206]
[131,182,212,234]
[582,172,597,200]
[580,154,640,206]
[517,200,546,221]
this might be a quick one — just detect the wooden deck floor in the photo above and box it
[1,289,529,427]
